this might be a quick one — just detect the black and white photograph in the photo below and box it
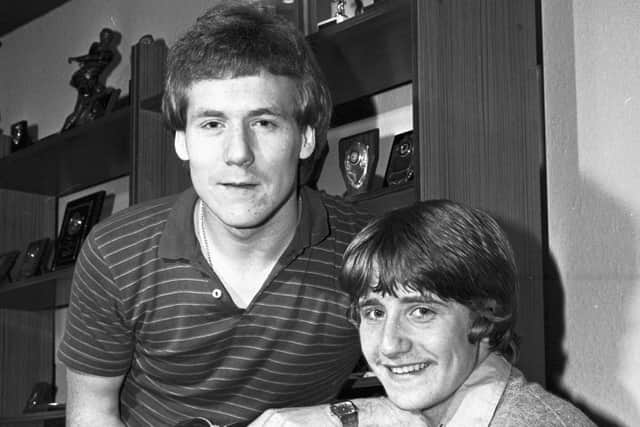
[0,1,637,426]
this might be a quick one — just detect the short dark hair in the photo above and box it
[341,200,520,363]
[162,1,332,185]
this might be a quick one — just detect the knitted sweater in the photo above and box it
[440,354,595,427]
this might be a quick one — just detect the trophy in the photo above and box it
[339,129,379,196]
[62,28,120,131]
[52,191,106,269]
[0,250,20,284]
[15,238,51,281]
[333,0,364,23]
[10,120,33,153]
[384,130,415,187]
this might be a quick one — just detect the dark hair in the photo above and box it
[162,1,332,185]
[341,200,520,363]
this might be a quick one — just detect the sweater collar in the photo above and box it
[438,353,511,427]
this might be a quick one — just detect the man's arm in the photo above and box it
[66,368,125,427]
[249,397,427,427]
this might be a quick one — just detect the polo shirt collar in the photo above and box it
[158,187,200,261]
[158,186,329,262]
[439,352,511,427]
[292,186,330,250]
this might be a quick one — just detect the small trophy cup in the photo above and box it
[339,129,379,196]
[333,0,364,23]
[10,120,33,153]
[384,130,415,187]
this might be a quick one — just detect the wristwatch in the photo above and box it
[330,400,358,427]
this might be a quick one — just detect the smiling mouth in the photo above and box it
[387,362,429,375]
[221,182,257,188]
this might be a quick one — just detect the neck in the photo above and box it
[421,345,493,426]
[195,194,301,308]
[198,192,301,263]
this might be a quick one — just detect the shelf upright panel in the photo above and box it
[0,190,56,418]
[130,36,190,204]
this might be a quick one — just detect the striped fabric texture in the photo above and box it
[58,187,371,426]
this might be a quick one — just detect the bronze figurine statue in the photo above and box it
[62,28,120,131]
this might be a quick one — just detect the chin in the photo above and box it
[387,395,431,412]
[383,386,435,412]
[222,216,267,230]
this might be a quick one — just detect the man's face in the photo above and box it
[175,72,315,231]
[358,287,487,417]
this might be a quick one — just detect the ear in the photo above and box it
[174,131,190,161]
[299,126,316,160]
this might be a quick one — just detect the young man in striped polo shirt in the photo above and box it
[58,3,427,427]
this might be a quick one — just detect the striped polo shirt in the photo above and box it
[58,186,371,426]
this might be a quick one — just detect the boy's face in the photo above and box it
[358,287,489,418]
[174,72,315,231]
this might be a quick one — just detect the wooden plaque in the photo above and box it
[53,191,106,269]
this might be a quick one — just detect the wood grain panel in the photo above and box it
[130,38,190,204]
[414,0,545,383]
[0,190,56,416]
[133,110,189,203]
[0,190,55,265]
[0,310,54,417]
[0,135,9,159]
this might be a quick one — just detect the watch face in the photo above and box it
[332,401,357,416]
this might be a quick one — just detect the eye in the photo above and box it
[252,119,277,129]
[361,306,385,321]
[201,120,223,130]
[409,306,435,321]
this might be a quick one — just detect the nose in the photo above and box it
[379,315,410,358]
[224,124,254,167]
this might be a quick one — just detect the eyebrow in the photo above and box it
[358,294,446,308]
[189,107,288,119]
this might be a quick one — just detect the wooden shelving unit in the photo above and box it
[0,408,65,425]
[347,183,416,215]
[0,108,130,196]
[0,0,547,422]
[0,267,73,310]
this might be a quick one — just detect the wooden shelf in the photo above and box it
[0,409,65,424]
[0,108,131,196]
[0,267,73,310]
[307,0,412,107]
[348,182,417,215]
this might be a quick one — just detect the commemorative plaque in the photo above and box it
[53,191,106,269]
[384,130,415,187]
[339,129,379,196]
[10,120,33,153]
[0,250,20,284]
[15,238,51,280]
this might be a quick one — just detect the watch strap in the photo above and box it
[330,400,358,427]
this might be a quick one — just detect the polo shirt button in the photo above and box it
[212,288,222,299]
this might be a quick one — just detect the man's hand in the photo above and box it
[249,397,428,427]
